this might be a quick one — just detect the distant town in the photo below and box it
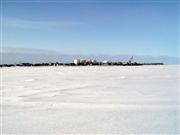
[0,57,164,67]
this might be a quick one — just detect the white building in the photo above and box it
[74,59,80,65]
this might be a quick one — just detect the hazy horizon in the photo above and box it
[1,47,179,64]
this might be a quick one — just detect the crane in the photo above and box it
[128,56,133,64]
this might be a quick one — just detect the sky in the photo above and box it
[1,0,179,58]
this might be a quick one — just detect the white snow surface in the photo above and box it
[1,65,179,134]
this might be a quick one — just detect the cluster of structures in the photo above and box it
[73,57,142,66]
[74,59,97,65]
[0,57,164,67]
[73,59,139,66]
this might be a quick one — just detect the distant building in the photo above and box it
[74,59,80,65]
[85,59,93,65]
[91,59,97,64]
[74,59,97,65]
[80,59,86,64]
[102,60,111,64]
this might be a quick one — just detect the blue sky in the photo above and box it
[2,0,179,57]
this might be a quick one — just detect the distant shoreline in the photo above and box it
[0,62,164,67]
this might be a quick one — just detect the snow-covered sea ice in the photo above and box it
[1,65,179,134]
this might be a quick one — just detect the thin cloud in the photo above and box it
[1,47,63,54]
[2,16,88,29]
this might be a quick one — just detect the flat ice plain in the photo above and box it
[1,65,179,134]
